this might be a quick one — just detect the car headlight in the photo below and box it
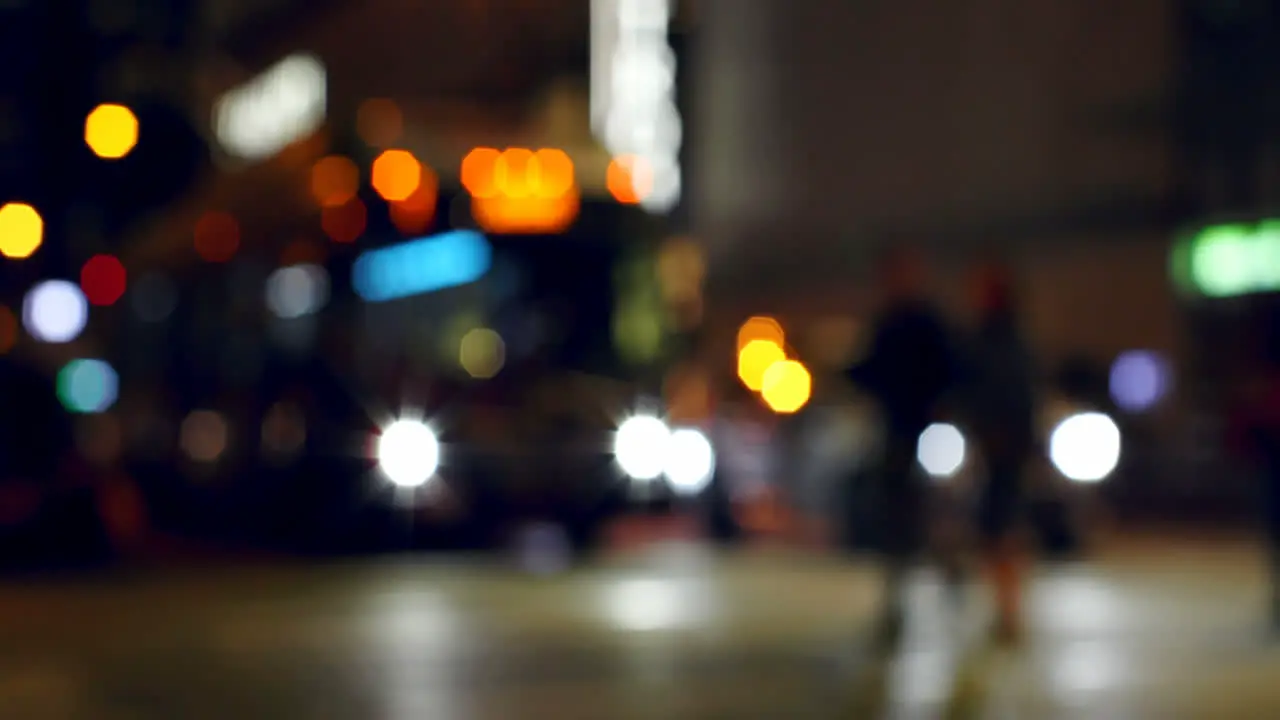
[917,422,966,479]
[376,419,440,488]
[665,428,715,495]
[614,415,669,481]
[1049,411,1121,483]
[614,416,715,495]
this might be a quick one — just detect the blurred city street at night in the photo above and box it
[1,536,1278,719]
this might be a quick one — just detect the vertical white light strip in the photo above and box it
[590,0,619,136]
[591,0,682,214]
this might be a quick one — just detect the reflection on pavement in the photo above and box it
[0,541,1277,718]
[602,578,710,632]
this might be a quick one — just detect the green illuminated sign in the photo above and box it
[1171,220,1280,298]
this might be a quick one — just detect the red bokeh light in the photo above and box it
[321,198,367,244]
[80,254,127,306]
[194,211,240,262]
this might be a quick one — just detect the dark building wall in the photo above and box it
[692,0,1174,274]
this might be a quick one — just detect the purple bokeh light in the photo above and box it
[1109,350,1170,412]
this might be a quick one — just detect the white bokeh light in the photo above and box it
[1050,412,1122,483]
[614,415,669,480]
[591,0,682,214]
[917,422,966,478]
[23,280,89,343]
[213,53,326,162]
[377,419,440,488]
[664,428,715,494]
[265,263,329,319]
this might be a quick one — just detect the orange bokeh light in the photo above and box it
[310,155,360,208]
[194,211,240,262]
[607,155,654,205]
[494,148,535,198]
[472,191,580,235]
[370,149,422,202]
[461,147,576,200]
[461,147,578,234]
[737,316,786,352]
[461,147,502,199]
[321,198,367,244]
[389,171,438,235]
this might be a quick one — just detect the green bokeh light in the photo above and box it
[1175,221,1280,298]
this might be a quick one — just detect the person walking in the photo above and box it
[958,261,1039,645]
[845,246,959,648]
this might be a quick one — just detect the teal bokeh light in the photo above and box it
[56,359,119,414]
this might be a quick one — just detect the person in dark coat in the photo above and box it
[959,262,1039,645]
[845,246,958,647]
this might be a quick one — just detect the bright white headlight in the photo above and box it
[614,415,670,480]
[665,428,715,495]
[917,422,966,479]
[1049,412,1121,483]
[377,419,440,488]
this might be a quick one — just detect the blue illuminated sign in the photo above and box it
[352,229,493,302]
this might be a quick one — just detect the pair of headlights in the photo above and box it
[373,416,718,494]
[613,416,716,495]
[917,411,1123,483]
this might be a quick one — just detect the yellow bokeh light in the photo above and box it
[371,149,422,202]
[532,149,574,199]
[459,328,505,379]
[761,360,811,414]
[495,148,536,198]
[0,202,43,259]
[85,103,139,159]
[737,339,786,391]
[737,316,785,352]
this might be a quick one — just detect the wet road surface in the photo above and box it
[1,539,1278,718]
